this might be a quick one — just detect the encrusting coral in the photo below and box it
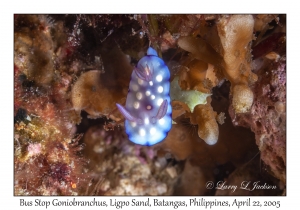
[14,14,286,196]
[216,15,258,113]
[228,15,286,185]
[231,84,254,113]
[71,42,136,120]
[190,97,219,145]
[14,15,89,195]
[14,15,55,86]
[170,76,210,112]
[82,126,178,195]
[229,56,286,184]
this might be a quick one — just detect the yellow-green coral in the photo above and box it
[170,76,210,112]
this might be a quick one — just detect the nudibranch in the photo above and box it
[116,47,172,146]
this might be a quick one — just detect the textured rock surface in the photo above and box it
[229,57,286,184]
[82,126,178,195]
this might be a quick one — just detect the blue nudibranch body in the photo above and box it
[116,47,172,146]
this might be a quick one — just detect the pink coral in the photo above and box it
[27,143,41,157]
[229,57,286,183]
